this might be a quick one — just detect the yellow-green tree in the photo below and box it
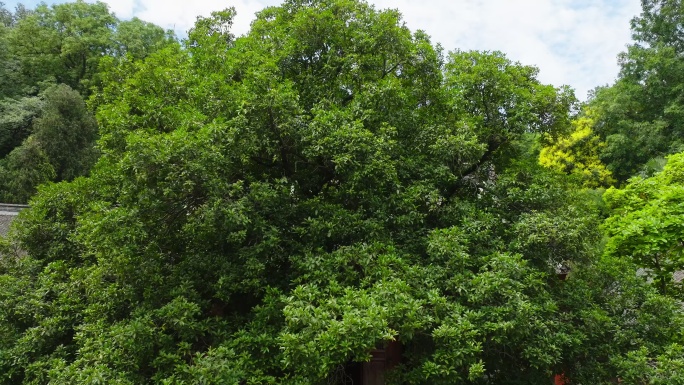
[540,109,615,187]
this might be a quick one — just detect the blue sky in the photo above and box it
[3,0,642,100]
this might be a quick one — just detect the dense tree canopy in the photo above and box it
[604,152,684,298]
[0,1,683,385]
[0,83,97,203]
[1,0,174,96]
[578,0,684,182]
[0,0,177,203]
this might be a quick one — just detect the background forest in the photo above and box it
[2,0,684,384]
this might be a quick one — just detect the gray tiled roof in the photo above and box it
[675,270,684,283]
[637,268,684,284]
[0,204,27,237]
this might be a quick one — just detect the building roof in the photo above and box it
[0,203,27,237]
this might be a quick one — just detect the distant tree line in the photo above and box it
[0,0,175,203]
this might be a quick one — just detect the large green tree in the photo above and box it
[0,2,28,99]
[31,84,98,181]
[3,0,176,96]
[6,0,116,95]
[603,152,684,298]
[0,1,176,204]
[600,151,684,384]
[0,84,97,203]
[588,0,684,182]
[0,1,681,384]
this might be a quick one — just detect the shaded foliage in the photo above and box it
[0,1,680,385]
[0,85,96,203]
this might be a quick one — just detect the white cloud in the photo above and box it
[366,0,641,99]
[104,0,136,19]
[103,0,278,37]
[8,0,642,99]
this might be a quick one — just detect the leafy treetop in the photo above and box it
[0,1,681,385]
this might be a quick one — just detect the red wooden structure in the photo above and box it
[555,373,568,385]
[358,340,402,385]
